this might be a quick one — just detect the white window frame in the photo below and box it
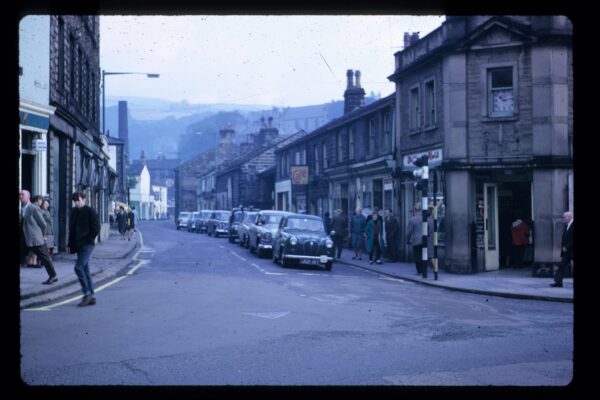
[488,66,515,118]
[424,78,436,128]
[409,84,420,133]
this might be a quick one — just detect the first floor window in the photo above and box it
[489,67,514,117]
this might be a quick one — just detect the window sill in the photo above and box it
[481,115,519,123]
[424,125,438,133]
[408,129,421,136]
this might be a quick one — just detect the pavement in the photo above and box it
[20,230,140,309]
[19,226,573,309]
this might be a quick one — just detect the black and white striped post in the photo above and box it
[433,171,439,280]
[413,154,429,279]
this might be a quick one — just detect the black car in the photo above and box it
[195,209,212,233]
[272,214,334,270]
[206,210,231,237]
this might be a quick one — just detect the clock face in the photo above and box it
[492,90,514,113]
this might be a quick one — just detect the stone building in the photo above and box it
[19,16,109,250]
[388,16,573,273]
[275,73,396,224]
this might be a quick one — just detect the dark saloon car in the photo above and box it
[238,211,257,248]
[272,214,334,270]
[195,210,213,233]
[176,211,192,230]
[206,210,232,237]
[187,211,200,232]
[247,210,292,257]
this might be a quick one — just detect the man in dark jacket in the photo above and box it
[552,211,574,287]
[384,208,399,262]
[330,209,348,259]
[67,192,100,306]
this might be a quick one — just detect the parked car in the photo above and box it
[228,207,259,243]
[187,211,200,232]
[272,214,334,270]
[176,211,192,230]
[238,211,257,248]
[206,210,232,237]
[192,209,212,233]
[247,210,292,257]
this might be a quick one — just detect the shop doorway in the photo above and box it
[497,181,532,269]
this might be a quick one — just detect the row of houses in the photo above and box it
[176,16,573,274]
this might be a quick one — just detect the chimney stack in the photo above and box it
[411,32,420,43]
[403,32,411,49]
[354,70,362,88]
[346,69,354,89]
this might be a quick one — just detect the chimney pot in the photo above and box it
[354,70,362,88]
[346,69,354,88]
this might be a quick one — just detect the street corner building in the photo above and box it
[388,16,573,274]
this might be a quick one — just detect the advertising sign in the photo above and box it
[291,166,309,185]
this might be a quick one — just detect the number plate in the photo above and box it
[300,259,321,265]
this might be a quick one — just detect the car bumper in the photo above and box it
[258,243,272,250]
[216,228,229,234]
[283,254,334,264]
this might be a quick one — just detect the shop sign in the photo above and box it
[32,139,47,151]
[291,166,309,185]
[403,148,443,170]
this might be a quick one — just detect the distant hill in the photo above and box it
[104,94,382,162]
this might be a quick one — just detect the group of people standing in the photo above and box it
[115,205,137,241]
[20,189,100,307]
[324,207,401,265]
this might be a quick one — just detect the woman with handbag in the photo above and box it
[40,198,55,258]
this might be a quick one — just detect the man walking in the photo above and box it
[330,209,348,260]
[551,211,574,287]
[67,192,100,306]
[21,192,58,284]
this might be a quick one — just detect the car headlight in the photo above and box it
[326,239,333,248]
[290,236,298,246]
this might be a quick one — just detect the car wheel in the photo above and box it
[176,226,180,230]
[272,248,278,264]
[280,250,290,268]
[324,261,333,271]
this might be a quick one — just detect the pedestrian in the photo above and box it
[19,190,36,268]
[365,210,383,264]
[116,206,128,240]
[127,207,136,240]
[323,211,332,235]
[131,206,139,230]
[350,208,366,260]
[551,211,574,287]
[427,202,436,270]
[510,212,529,268]
[21,194,58,284]
[67,192,100,306]
[406,203,424,275]
[330,209,348,260]
[384,208,400,262]
[40,198,55,259]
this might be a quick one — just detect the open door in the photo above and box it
[484,183,499,271]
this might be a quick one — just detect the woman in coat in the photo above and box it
[116,206,128,240]
[350,208,366,260]
[365,211,383,264]
[40,199,55,258]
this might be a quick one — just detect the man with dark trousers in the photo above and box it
[551,211,574,287]
[67,192,100,306]
[406,203,424,275]
[330,209,348,260]
[384,208,399,262]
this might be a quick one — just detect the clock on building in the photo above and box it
[165,178,174,187]
[492,90,514,113]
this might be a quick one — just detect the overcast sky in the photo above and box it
[100,15,445,108]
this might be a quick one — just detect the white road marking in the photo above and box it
[242,311,290,319]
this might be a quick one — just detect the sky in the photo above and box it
[100,15,445,108]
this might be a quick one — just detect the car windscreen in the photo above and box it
[179,212,191,218]
[262,214,283,225]
[201,211,211,218]
[244,213,257,223]
[216,212,230,221]
[233,212,244,223]
[286,218,325,233]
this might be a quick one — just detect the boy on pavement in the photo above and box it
[67,192,100,306]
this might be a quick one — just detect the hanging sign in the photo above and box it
[33,139,47,151]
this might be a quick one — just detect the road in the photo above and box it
[20,220,573,386]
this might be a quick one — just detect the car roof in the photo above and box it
[258,210,292,215]
[286,214,323,221]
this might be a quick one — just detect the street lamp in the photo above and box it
[101,70,160,136]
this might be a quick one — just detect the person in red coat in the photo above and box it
[510,213,529,268]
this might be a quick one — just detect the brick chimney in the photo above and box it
[216,124,237,166]
[344,69,366,114]
[403,32,420,49]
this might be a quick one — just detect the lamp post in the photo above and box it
[101,70,160,135]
